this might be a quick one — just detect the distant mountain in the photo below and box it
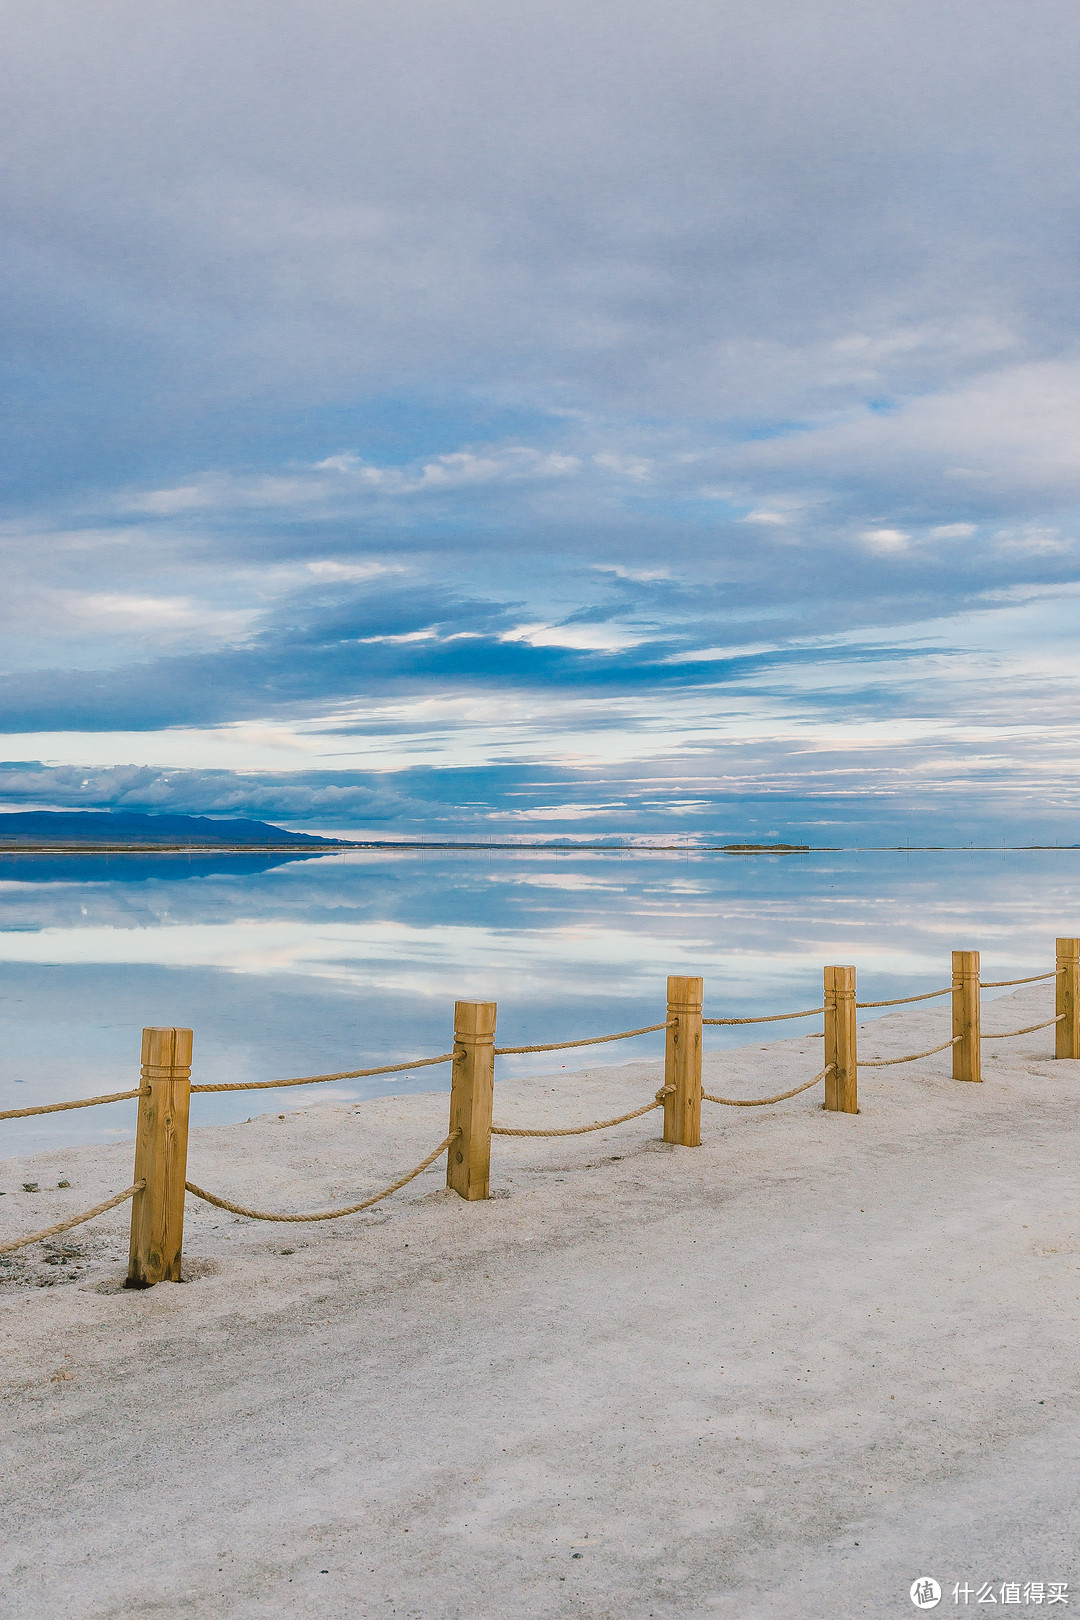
[0,810,334,845]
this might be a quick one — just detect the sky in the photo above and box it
[2,0,1079,843]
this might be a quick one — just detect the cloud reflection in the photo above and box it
[1,849,1075,1157]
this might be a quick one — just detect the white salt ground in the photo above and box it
[1,984,1078,1619]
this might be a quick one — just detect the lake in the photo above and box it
[1,846,1076,1153]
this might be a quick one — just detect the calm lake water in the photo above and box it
[1,846,1076,1153]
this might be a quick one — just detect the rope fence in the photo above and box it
[184,1132,459,1222]
[0,1182,143,1256]
[859,1036,960,1068]
[855,987,950,1009]
[703,1007,822,1025]
[2,936,1076,1283]
[0,1087,144,1123]
[982,1014,1066,1040]
[190,1052,455,1094]
[492,1087,672,1137]
[703,1065,833,1106]
[493,1021,671,1055]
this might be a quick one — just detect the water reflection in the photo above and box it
[0,851,319,886]
[1,847,1076,1152]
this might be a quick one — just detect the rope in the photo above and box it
[858,1013,1063,1063]
[491,1087,673,1137]
[0,1088,145,1122]
[183,1131,458,1221]
[859,1036,961,1067]
[855,987,951,1009]
[0,1181,144,1256]
[703,1007,823,1025]
[982,1014,1065,1040]
[194,1024,675,1090]
[494,1022,672,1055]
[981,971,1056,988]
[702,1064,833,1106]
[190,1053,455,1094]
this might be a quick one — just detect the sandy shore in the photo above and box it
[2,983,1077,1618]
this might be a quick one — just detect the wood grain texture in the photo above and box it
[1057,937,1080,1060]
[126,1027,193,1288]
[952,950,981,1082]
[824,965,857,1113]
[447,1001,496,1200]
[663,976,702,1146]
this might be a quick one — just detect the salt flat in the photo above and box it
[1,984,1077,1619]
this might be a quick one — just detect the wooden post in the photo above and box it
[1057,937,1080,1060]
[126,1027,192,1289]
[663,976,703,1146]
[824,965,857,1113]
[446,1001,496,1200]
[952,950,981,1082]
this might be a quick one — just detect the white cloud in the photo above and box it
[591,564,671,582]
[860,528,910,552]
[499,622,651,652]
[993,527,1074,557]
[503,803,631,821]
[305,559,404,582]
[591,452,654,481]
[71,593,254,636]
[352,628,439,646]
[664,641,783,665]
[122,446,585,517]
[738,358,1080,509]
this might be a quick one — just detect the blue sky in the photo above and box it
[2,0,1079,841]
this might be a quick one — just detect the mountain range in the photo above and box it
[0,811,333,845]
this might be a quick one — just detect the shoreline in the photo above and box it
[2,840,1078,854]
